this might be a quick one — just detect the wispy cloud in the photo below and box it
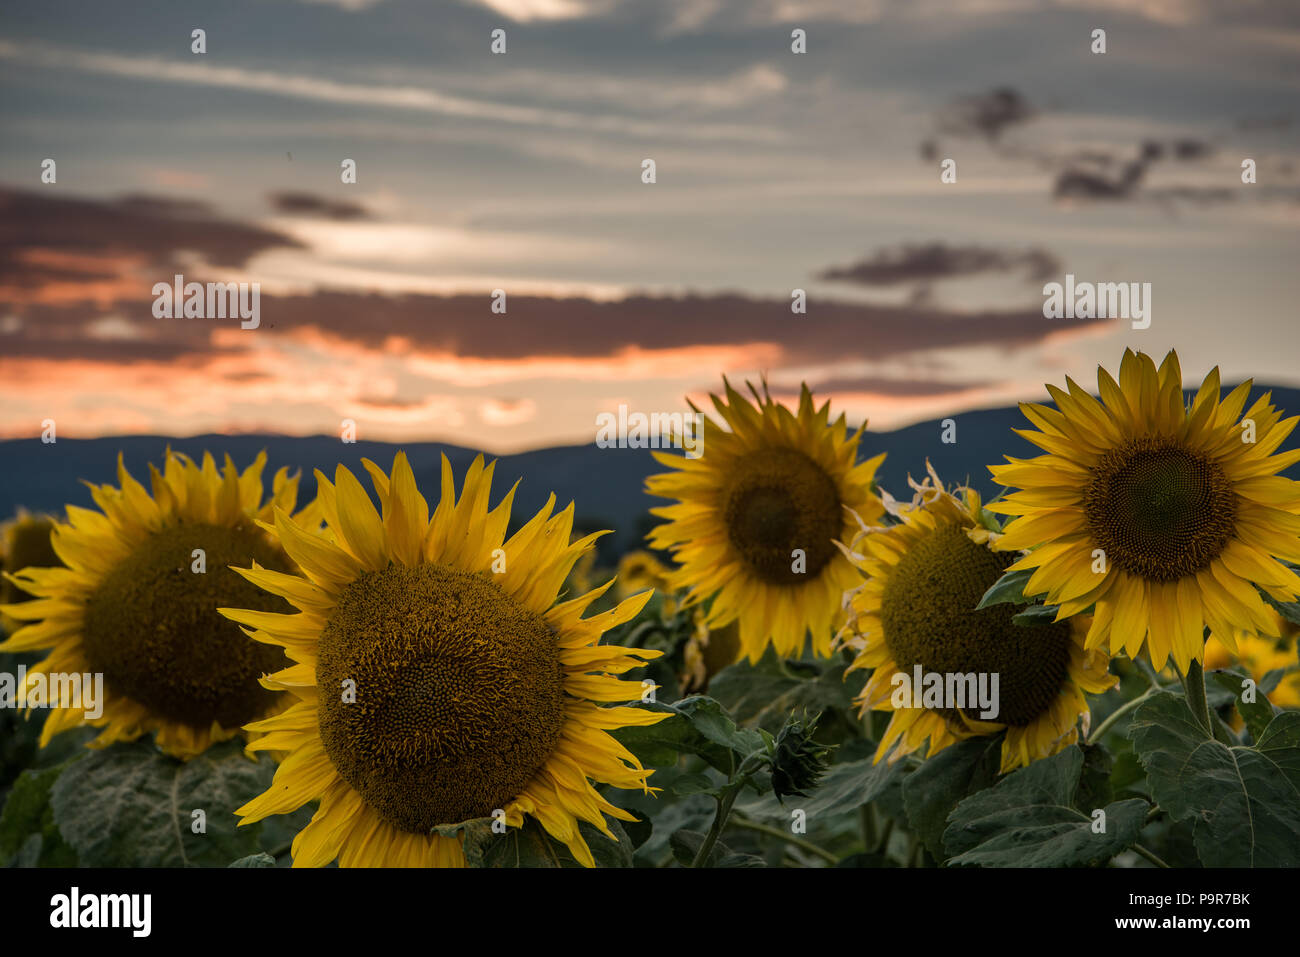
[0,40,780,143]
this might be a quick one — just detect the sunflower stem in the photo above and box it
[692,789,741,867]
[1087,684,1158,745]
[859,804,877,852]
[1131,842,1170,869]
[730,815,839,865]
[875,817,895,857]
[691,753,763,867]
[1179,659,1213,734]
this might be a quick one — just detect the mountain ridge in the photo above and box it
[4,384,1297,558]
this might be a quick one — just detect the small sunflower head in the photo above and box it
[0,512,61,608]
[646,378,886,662]
[841,467,1115,773]
[771,710,833,803]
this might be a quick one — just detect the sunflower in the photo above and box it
[989,349,1300,674]
[646,380,885,663]
[1204,610,1300,710]
[0,511,61,631]
[225,453,666,868]
[0,450,317,758]
[839,468,1115,773]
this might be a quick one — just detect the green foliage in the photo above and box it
[1130,692,1300,867]
[740,747,909,827]
[0,761,80,866]
[1208,668,1281,742]
[49,739,275,867]
[229,852,276,867]
[943,746,1148,867]
[975,567,1034,609]
[902,736,1003,859]
[444,816,635,868]
[669,829,764,867]
[613,695,766,776]
[707,650,865,736]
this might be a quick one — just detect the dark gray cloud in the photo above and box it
[0,187,1111,369]
[818,242,1061,286]
[1050,137,1219,203]
[937,87,1035,143]
[0,187,303,292]
[268,191,369,220]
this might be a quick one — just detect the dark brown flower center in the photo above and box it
[880,523,1072,726]
[722,447,842,585]
[82,523,290,729]
[1083,439,1236,582]
[315,562,566,833]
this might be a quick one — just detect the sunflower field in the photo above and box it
[1,347,1299,872]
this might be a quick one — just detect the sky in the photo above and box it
[1,0,1298,451]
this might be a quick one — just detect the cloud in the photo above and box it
[817,242,1061,287]
[0,187,301,307]
[937,88,1036,143]
[268,192,370,220]
[480,397,538,426]
[0,40,777,145]
[1,187,1111,376]
[1049,138,1219,203]
[466,0,616,22]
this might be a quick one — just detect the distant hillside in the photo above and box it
[3,385,1297,559]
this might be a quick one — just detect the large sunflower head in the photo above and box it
[645,380,885,663]
[0,450,318,758]
[226,452,666,868]
[989,349,1300,674]
[839,467,1116,774]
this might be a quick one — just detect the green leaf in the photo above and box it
[1075,743,1115,811]
[229,852,276,868]
[835,851,894,867]
[1209,669,1280,743]
[1011,604,1062,627]
[944,747,1148,867]
[613,696,764,775]
[49,739,274,867]
[1129,692,1300,867]
[620,809,653,851]
[707,654,862,732]
[976,568,1034,609]
[620,792,715,867]
[459,816,634,868]
[674,696,766,758]
[0,762,79,866]
[737,749,908,827]
[667,829,763,867]
[902,735,1002,859]
[670,772,719,797]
